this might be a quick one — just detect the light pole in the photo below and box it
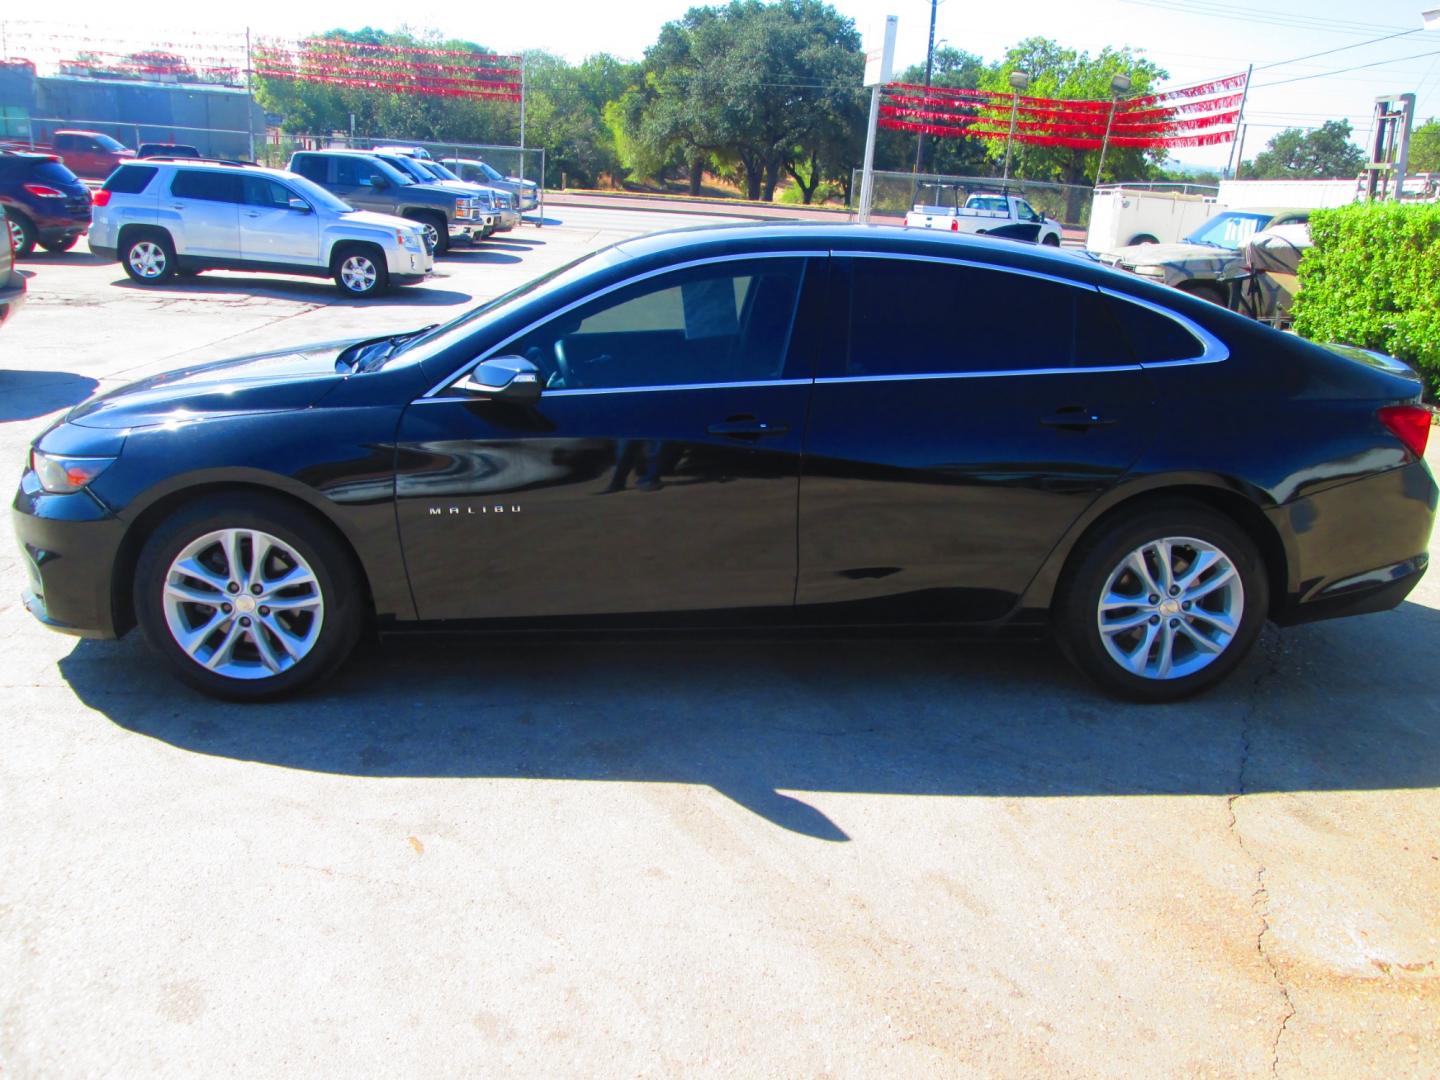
[1001,70,1031,181]
[1094,72,1132,188]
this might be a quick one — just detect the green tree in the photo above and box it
[1245,120,1366,180]
[974,38,1168,219]
[1408,117,1440,174]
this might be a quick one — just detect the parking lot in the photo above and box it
[1,207,1437,1078]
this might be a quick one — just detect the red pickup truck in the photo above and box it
[30,131,136,180]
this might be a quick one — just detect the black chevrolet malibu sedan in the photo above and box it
[14,224,1437,701]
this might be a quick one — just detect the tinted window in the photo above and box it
[32,160,80,187]
[1102,294,1205,363]
[92,134,126,152]
[291,155,327,183]
[103,164,157,194]
[846,259,1129,376]
[170,170,241,202]
[334,157,386,187]
[243,176,297,208]
[506,259,806,389]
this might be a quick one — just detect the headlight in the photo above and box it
[396,229,421,250]
[31,448,115,494]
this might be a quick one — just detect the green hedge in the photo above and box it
[1293,201,1440,396]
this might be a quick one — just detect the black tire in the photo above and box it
[1041,233,1061,247]
[405,211,449,255]
[1177,280,1226,306]
[1054,501,1269,703]
[331,244,390,298]
[39,234,80,253]
[1130,234,1160,245]
[120,230,176,284]
[133,493,365,701]
[7,211,37,258]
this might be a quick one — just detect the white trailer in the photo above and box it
[1216,178,1360,210]
[1086,185,1216,253]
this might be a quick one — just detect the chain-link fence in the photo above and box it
[853,170,1098,229]
[11,117,253,159]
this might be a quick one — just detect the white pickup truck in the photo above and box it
[904,189,1063,246]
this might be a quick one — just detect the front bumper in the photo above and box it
[13,476,126,639]
[384,246,434,277]
[1269,458,1437,626]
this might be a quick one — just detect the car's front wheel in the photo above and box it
[1055,503,1269,702]
[332,244,389,298]
[134,494,364,700]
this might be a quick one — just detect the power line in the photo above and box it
[1252,47,1440,89]
[1255,29,1421,71]
[1118,0,1415,37]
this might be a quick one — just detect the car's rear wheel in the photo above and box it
[40,234,80,253]
[1055,503,1268,702]
[1042,233,1061,247]
[7,211,37,257]
[121,231,176,284]
[1129,234,1160,245]
[332,244,389,298]
[134,494,363,701]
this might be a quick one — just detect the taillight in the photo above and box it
[92,189,112,207]
[1378,404,1434,459]
[22,183,64,198]
[950,218,959,232]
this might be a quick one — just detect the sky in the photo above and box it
[4,1,1439,169]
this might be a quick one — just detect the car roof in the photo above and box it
[145,159,298,181]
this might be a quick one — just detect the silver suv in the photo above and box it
[90,159,433,298]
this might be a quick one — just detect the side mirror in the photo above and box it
[287,197,311,213]
[462,355,542,404]
[369,174,389,190]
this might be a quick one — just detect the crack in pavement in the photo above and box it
[1226,629,1295,1078]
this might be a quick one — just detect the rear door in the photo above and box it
[239,175,319,265]
[167,170,241,258]
[796,253,1156,623]
[395,254,824,621]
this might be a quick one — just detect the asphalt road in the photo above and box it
[0,208,1437,1078]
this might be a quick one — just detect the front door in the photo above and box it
[797,254,1156,623]
[395,255,823,621]
[239,175,319,265]
[329,156,391,214]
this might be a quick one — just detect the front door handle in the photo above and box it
[1041,406,1117,431]
[245,211,262,218]
[708,416,790,440]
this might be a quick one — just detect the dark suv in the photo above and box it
[0,150,93,257]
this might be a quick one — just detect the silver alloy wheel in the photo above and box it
[419,222,440,251]
[128,240,167,278]
[162,528,324,680]
[340,254,378,293]
[7,217,22,252]
[1096,535,1244,681]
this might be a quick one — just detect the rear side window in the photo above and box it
[291,155,328,183]
[170,170,242,203]
[845,258,1131,376]
[104,164,157,194]
[1102,294,1205,363]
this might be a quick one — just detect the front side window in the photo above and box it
[846,258,1130,377]
[1017,200,1041,223]
[243,176,297,209]
[170,170,241,203]
[502,259,807,390]
[333,157,374,187]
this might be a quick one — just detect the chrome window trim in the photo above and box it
[415,377,814,405]
[815,364,1141,386]
[419,251,827,400]
[1098,286,1230,367]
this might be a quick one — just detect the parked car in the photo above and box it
[0,207,25,327]
[89,159,432,297]
[0,149,92,256]
[1100,208,1311,305]
[364,150,507,239]
[13,226,1435,702]
[381,150,520,233]
[47,130,136,179]
[905,186,1064,245]
[289,149,490,254]
[138,143,201,159]
[440,156,539,211]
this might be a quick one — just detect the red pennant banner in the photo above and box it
[253,37,523,101]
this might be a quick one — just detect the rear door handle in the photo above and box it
[1041,406,1117,431]
[708,417,790,440]
[245,211,261,218]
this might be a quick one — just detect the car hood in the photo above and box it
[1111,242,1240,266]
[344,209,422,233]
[67,338,366,430]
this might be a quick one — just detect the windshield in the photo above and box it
[280,173,354,213]
[378,155,431,183]
[363,156,413,187]
[93,133,126,152]
[1184,212,1273,250]
[424,161,463,182]
[477,161,506,182]
[379,246,630,370]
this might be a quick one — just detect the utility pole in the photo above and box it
[244,28,257,162]
[910,0,938,178]
[1223,65,1254,180]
